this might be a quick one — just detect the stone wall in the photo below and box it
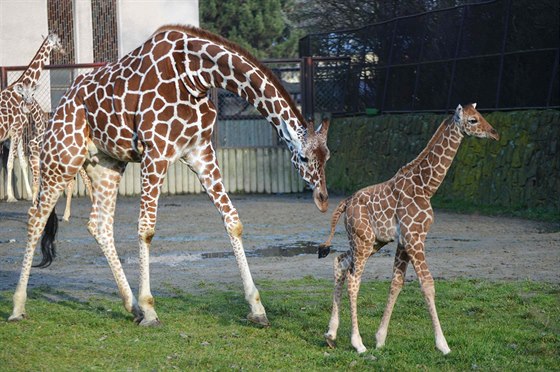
[326,110,559,212]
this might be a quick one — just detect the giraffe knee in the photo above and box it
[140,229,155,244]
[227,221,243,238]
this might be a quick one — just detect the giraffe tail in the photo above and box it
[33,209,58,268]
[318,197,350,259]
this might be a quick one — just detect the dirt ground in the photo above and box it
[1,193,559,301]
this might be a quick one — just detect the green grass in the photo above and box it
[1,278,558,371]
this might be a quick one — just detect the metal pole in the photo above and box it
[546,48,559,107]
[0,67,7,90]
[301,57,315,120]
[381,20,399,112]
[494,0,512,109]
[446,5,467,109]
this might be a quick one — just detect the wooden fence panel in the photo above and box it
[0,148,304,201]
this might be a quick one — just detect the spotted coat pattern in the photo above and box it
[10,25,330,326]
[0,83,34,201]
[26,99,93,220]
[320,104,499,354]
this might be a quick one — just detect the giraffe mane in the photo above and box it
[153,24,307,126]
[15,35,50,85]
[397,116,452,175]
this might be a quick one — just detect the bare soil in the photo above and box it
[1,193,559,301]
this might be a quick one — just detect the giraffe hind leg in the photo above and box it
[9,182,66,320]
[324,250,352,348]
[84,155,141,322]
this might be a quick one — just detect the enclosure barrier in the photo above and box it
[0,147,304,200]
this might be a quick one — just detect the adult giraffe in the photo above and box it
[0,33,64,201]
[9,25,330,326]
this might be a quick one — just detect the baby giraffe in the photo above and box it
[318,103,499,354]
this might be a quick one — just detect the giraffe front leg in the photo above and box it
[6,140,18,202]
[29,138,40,202]
[325,250,351,348]
[407,239,451,355]
[346,247,371,354]
[185,145,269,326]
[16,141,33,199]
[376,243,409,349]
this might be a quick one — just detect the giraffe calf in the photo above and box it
[319,103,499,354]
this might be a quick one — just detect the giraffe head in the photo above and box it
[454,103,499,141]
[13,82,36,111]
[46,33,65,54]
[289,118,330,212]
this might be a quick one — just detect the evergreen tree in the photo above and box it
[200,0,302,59]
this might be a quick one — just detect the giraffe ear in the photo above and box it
[317,118,330,136]
[472,102,477,109]
[454,104,463,122]
[306,120,315,134]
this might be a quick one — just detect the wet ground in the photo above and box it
[1,193,559,302]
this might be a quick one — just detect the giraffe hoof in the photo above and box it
[6,197,17,203]
[138,317,162,327]
[247,312,270,327]
[318,245,331,259]
[8,313,27,322]
[325,334,337,349]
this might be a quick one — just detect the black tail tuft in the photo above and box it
[33,209,58,268]
[318,244,331,259]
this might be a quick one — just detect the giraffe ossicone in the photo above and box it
[9,25,330,327]
[320,103,499,354]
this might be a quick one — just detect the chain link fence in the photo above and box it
[299,0,559,113]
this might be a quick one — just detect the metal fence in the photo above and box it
[299,0,560,113]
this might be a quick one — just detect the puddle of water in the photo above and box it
[116,241,326,266]
[249,241,322,258]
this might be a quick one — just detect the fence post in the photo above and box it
[546,49,559,107]
[494,0,512,109]
[445,6,467,109]
[380,20,398,112]
[301,57,314,120]
[0,67,7,89]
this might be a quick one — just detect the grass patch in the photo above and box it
[1,279,558,370]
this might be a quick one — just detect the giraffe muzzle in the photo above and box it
[313,188,329,213]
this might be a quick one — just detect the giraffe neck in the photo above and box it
[157,26,306,153]
[17,38,53,87]
[28,100,47,134]
[400,117,464,197]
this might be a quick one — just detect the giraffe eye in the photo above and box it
[299,155,308,163]
[468,118,477,124]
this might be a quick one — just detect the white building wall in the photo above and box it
[117,0,199,57]
[0,1,53,109]
[73,0,94,63]
[0,1,49,66]
[0,0,199,66]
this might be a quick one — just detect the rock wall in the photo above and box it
[326,110,559,212]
